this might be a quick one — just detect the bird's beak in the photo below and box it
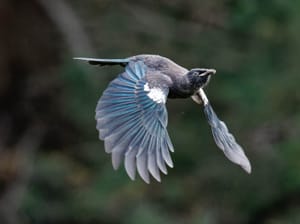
[200,69,216,77]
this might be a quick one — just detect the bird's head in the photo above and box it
[187,68,216,90]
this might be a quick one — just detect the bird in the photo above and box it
[74,54,251,183]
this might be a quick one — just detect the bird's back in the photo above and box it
[129,54,194,98]
[129,54,188,78]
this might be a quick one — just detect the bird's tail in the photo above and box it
[74,57,130,67]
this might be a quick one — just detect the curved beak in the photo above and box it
[200,69,216,77]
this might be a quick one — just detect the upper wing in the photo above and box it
[95,61,174,183]
[196,88,251,173]
[204,102,251,173]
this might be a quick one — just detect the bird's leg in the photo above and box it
[196,88,252,173]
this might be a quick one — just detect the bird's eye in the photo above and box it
[194,71,199,76]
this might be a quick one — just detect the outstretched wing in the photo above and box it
[95,61,174,183]
[203,103,251,173]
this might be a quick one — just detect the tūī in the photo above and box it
[74,54,251,183]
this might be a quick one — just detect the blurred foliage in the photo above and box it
[0,0,300,224]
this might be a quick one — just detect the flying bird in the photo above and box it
[74,54,251,183]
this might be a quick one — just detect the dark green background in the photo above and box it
[0,0,299,223]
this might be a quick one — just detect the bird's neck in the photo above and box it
[168,76,195,98]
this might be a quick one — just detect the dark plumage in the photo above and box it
[74,54,251,183]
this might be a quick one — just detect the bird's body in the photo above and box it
[131,55,190,98]
[75,54,251,183]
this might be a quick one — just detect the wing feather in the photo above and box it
[203,103,251,173]
[96,61,174,183]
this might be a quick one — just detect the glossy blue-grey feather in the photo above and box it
[137,149,150,183]
[95,61,174,183]
[203,103,251,173]
[73,57,130,66]
[156,138,168,174]
[124,146,137,180]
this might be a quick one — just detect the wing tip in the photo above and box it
[148,167,161,183]
[168,163,174,168]
[241,160,252,174]
[124,153,137,181]
[144,178,151,184]
[127,173,136,181]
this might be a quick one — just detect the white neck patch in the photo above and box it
[144,83,166,104]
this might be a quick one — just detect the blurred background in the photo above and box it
[0,0,300,223]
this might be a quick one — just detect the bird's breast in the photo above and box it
[168,86,195,98]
